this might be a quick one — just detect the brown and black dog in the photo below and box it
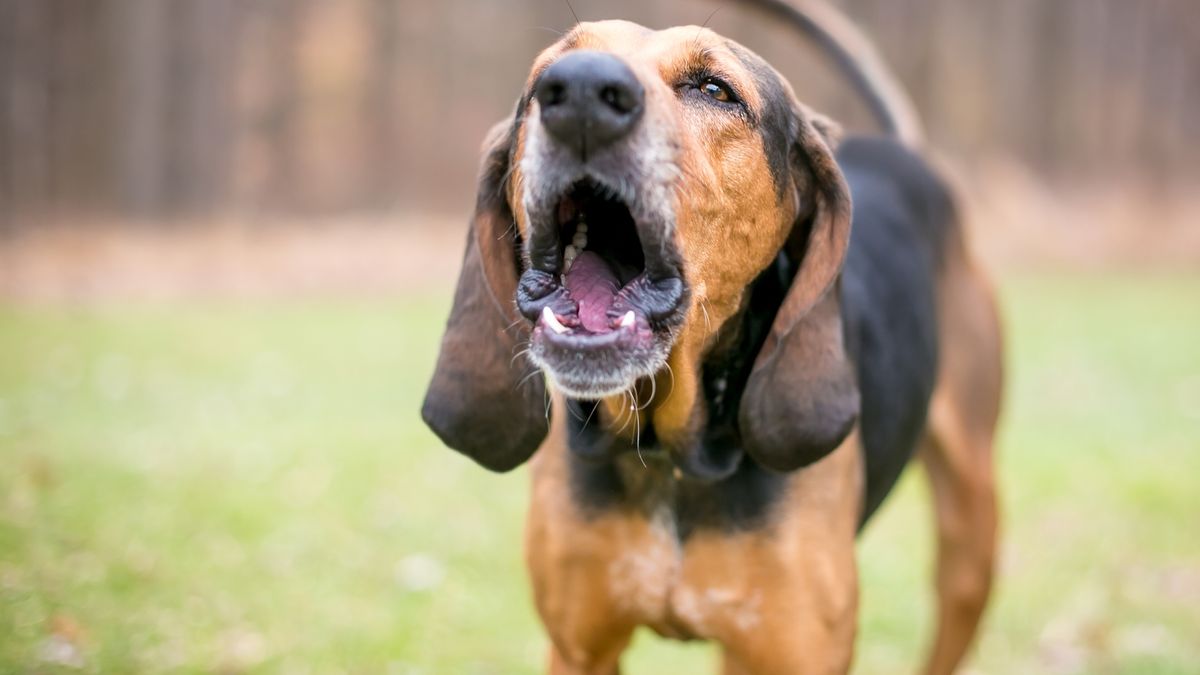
[423,1,1002,672]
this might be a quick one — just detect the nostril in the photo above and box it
[598,84,637,114]
[544,82,568,106]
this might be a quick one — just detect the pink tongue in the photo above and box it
[564,251,620,332]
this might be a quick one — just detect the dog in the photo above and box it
[422,0,1002,672]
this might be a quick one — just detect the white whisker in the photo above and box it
[566,400,585,422]
[618,389,639,437]
[636,381,654,411]
[582,400,599,430]
[510,347,532,368]
[633,388,646,468]
[516,367,543,390]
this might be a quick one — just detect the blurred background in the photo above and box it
[1,0,1197,673]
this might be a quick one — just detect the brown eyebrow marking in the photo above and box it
[672,47,758,123]
[675,46,716,79]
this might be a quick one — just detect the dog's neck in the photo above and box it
[558,249,801,535]
[563,249,798,480]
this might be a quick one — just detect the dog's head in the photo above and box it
[423,20,858,475]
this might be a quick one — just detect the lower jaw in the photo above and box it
[531,352,664,400]
[549,377,636,400]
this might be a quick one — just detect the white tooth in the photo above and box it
[572,232,588,250]
[542,306,569,334]
[563,244,577,266]
[576,222,588,234]
[619,310,636,328]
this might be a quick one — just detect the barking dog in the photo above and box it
[423,1,1002,672]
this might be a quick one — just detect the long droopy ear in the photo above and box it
[421,120,549,471]
[739,110,860,472]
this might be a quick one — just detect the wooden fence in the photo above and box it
[1,0,1196,221]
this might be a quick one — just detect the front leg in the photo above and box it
[526,413,673,674]
[684,432,864,675]
[533,523,636,675]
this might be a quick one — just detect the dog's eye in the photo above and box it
[699,78,734,103]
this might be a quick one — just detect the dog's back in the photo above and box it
[837,132,1003,672]
[838,135,954,521]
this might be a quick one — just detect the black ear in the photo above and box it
[421,120,549,471]
[739,110,860,472]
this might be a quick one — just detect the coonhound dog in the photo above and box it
[422,0,1003,672]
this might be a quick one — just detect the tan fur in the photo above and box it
[529,395,864,675]
[919,228,1003,675]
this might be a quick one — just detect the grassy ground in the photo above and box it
[1,272,1197,674]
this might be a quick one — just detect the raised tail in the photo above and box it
[737,0,924,147]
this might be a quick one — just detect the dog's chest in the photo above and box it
[603,510,768,641]
[600,465,769,640]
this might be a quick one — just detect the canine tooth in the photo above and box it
[619,310,635,328]
[572,232,588,250]
[542,306,569,334]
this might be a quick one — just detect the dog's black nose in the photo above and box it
[535,51,644,159]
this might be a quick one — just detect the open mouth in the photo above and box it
[518,180,687,398]
[554,182,648,333]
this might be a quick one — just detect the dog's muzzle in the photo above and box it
[517,52,688,399]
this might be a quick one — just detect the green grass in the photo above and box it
[1,272,1198,673]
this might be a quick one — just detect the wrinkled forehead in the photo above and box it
[525,20,772,111]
